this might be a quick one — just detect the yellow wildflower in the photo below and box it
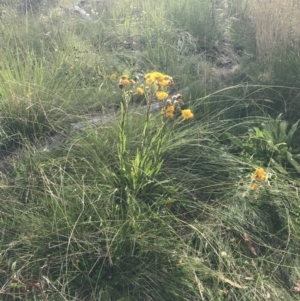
[151,72,165,82]
[146,77,153,84]
[158,76,174,87]
[145,72,171,85]
[137,87,144,95]
[166,105,175,113]
[161,105,175,118]
[144,72,154,84]
[122,79,130,85]
[145,72,157,84]
[252,167,268,182]
[251,183,259,190]
[156,91,168,100]
[165,111,174,118]
[110,73,117,80]
[158,79,170,86]
[181,109,194,119]
[118,75,130,88]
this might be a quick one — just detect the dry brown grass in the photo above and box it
[250,0,300,66]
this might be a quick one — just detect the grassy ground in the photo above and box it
[0,0,300,300]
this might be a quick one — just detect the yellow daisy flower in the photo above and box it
[161,105,175,118]
[121,78,130,86]
[158,76,174,87]
[146,77,153,84]
[144,72,155,84]
[137,87,144,95]
[165,111,174,118]
[158,79,170,86]
[181,109,194,119]
[166,105,175,113]
[252,168,268,182]
[156,91,168,100]
[145,72,171,85]
[118,76,130,89]
[151,72,165,81]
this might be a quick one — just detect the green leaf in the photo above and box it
[133,149,141,167]
[278,120,288,143]
[254,127,264,138]
[224,132,243,147]
[287,119,299,145]
[11,261,17,272]
[270,158,287,174]
[286,151,300,173]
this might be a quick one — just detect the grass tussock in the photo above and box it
[250,0,300,66]
[0,0,300,300]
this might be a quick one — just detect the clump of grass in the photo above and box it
[2,77,300,300]
[226,0,300,119]
[167,0,220,51]
[0,7,126,151]
[250,0,300,67]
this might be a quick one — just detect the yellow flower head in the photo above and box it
[137,87,144,95]
[251,183,259,190]
[252,167,268,182]
[156,91,168,100]
[118,75,130,88]
[161,107,174,118]
[110,73,117,80]
[166,105,175,113]
[165,111,174,118]
[151,72,165,82]
[118,78,130,89]
[145,72,171,85]
[144,72,155,84]
[158,79,170,86]
[161,110,173,118]
[181,109,194,119]
[159,76,174,87]
[146,77,153,84]
[165,104,174,117]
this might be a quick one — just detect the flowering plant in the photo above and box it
[251,167,268,190]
